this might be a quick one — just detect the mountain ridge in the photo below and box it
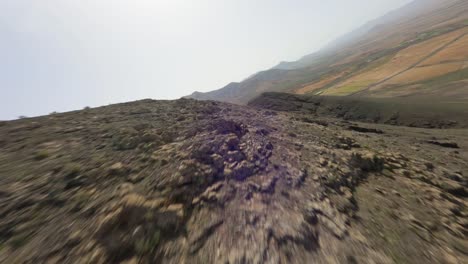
[188,0,468,104]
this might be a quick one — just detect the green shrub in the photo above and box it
[134,229,161,255]
[34,150,50,160]
[64,163,81,178]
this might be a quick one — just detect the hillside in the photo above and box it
[0,98,467,263]
[188,0,468,104]
[249,92,468,129]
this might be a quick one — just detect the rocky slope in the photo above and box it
[0,98,467,263]
[249,92,468,129]
[188,0,468,104]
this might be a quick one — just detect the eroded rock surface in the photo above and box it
[0,99,467,263]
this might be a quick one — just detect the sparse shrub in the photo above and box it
[112,130,140,150]
[72,191,91,211]
[64,163,81,178]
[9,233,31,249]
[34,150,50,160]
[351,152,384,172]
[425,162,435,171]
[134,229,161,255]
[325,174,340,187]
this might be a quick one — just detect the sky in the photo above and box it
[0,0,412,120]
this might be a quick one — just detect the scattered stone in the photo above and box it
[210,154,224,170]
[232,161,254,181]
[286,169,307,187]
[333,195,355,214]
[375,188,386,195]
[319,157,328,167]
[67,231,83,246]
[117,183,135,197]
[225,134,240,150]
[109,162,127,175]
[127,173,144,183]
[425,162,435,170]
[447,173,463,182]
[193,182,225,205]
[121,257,139,264]
[261,176,279,193]
[213,119,246,137]
[64,176,88,190]
[439,181,467,197]
[255,128,270,136]
[165,204,184,218]
[225,151,244,163]
[336,136,360,150]
[319,215,348,239]
[442,251,459,264]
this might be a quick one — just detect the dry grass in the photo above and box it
[386,62,465,84]
[295,72,346,94]
[420,33,468,66]
[326,28,467,93]
[323,81,374,96]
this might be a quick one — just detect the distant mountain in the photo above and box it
[187,0,468,103]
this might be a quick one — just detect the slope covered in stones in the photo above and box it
[0,99,467,263]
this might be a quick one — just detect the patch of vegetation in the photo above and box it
[418,67,468,87]
[351,153,385,172]
[112,133,139,151]
[72,191,92,211]
[324,174,341,189]
[363,53,394,71]
[366,48,398,63]
[325,81,373,95]
[399,23,462,48]
[64,163,82,178]
[134,229,161,255]
[312,51,397,96]
[9,233,31,249]
[416,30,442,41]
[34,150,50,160]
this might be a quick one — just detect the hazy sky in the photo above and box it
[0,0,412,120]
